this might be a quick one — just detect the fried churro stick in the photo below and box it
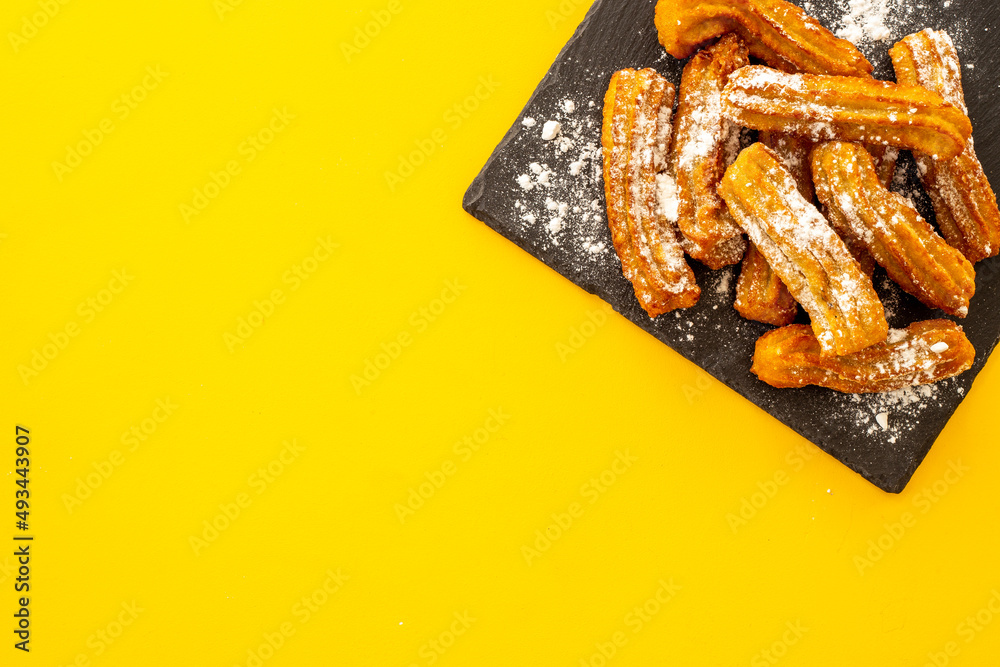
[752,320,974,392]
[890,29,1000,263]
[735,243,798,326]
[719,143,887,356]
[812,141,976,317]
[721,66,973,160]
[602,68,701,316]
[654,0,872,77]
[733,131,809,326]
[672,33,749,269]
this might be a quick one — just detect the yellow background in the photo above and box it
[3,0,1000,665]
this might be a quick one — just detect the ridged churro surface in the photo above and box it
[722,66,973,160]
[654,0,872,77]
[720,142,887,356]
[890,29,1000,263]
[602,68,701,316]
[812,141,976,318]
[752,320,975,392]
[672,34,749,269]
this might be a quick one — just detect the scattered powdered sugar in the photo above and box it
[715,266,734,295]
[836,0,892,43]
[787,0,976,59]
[845,381,948,439]
[517,163,554,191]
[512,97,605,250]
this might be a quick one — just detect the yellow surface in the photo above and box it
[3,0,1000,665]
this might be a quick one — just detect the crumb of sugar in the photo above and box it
[655,173,679,222]
[542,120,562,141]
[562,100,577,113]
[876,412,890,430]
[522,117,537,128]
[715,267,733,295]
[837,0,893,44]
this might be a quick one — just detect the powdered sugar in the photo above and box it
[542,120,562,141]
[836,0,892,44]
[655,173,679,223]
[512,98,606,251]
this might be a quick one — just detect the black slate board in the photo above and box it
[463,0,1000,493]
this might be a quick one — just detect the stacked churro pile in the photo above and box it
[601,0,999,393]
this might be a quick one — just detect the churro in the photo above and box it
[721,66,973,160]
[720,142,887,356]
[602,68,701,316]
[890,29,1000,263]
[752,320,975,392]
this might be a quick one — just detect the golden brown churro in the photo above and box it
[672,33,749,269]
[890,29,1000,263]
[654,0,872,77]
[719,143,887,356]
[734,243,798,326]
[721,66,973,160]
[602,68,701,316]
[811,141,976,317]
[752,320,975,392]
[733,131,806,326]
